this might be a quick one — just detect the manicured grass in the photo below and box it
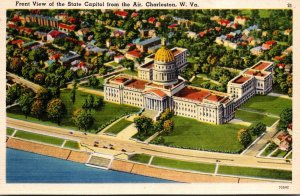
[235,110,278,126]
[122,69,138,76]
[271,149,288,158]
[129,154,151,164]
[218,165,292,180]
[240,95,292,116]
[261,143,277,156]
[14,130,64,146]
[64,140,80,150]
[191,77,219,88]
[286,152,292,159]
[105,119,132,135]
[7,89,139,133]
[6,127,15,136]
[153,116,247,153]
[151,156,216,173]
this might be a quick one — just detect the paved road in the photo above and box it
[7,72,44,93]
[243,120,280,156]
[6,117,291,171]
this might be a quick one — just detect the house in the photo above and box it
[85,45,107,54]
[47,30,66,42]
[262,40,277,50]
[114,55,125,63]
[70,61,88,72]
[155,22,161,28]
[215,35,226,45]
[58,51,81,66]
[76,28,92,41]
[186,31,198,39]
[55,13,68,20]
[44,60,55,68]
[284,29,292,36]
[168,24,178,29]
[125,50,142,60]
[139,29,156,38]
[210,16,221,21]
[250,46,263,56]
[218,19,230,26]
[131,12,139,18]
[148,17,156,24]
[58,23,77,34]
[49,53,61,61]
[277,63,285,69]
[115,10,128,18]
[10,39,24,48]
[284,64,292,73]
[34,31,47,41]
[272,131,292,151]
[282,46,293,56]
[136,37,161,53]
[234,16,249,25]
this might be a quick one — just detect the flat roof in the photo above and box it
[124,79,148,90]
[141,61,154,69]
[232,75,251,84]
[244,69,267,77]
[110,76,130,84]
[174,87,211,102]
[252,61,273,71]
[137,37,160,46]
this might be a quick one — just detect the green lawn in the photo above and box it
[240,95,292,116]
[235,110,278,126]
[14,130,64,146]
[105,119,132,135]
[271,149,288,158]
[240,10,271,18]
[153,116,247,153]
[122,69,138,76]
[218,165,292,180]
[286,152,292,159]
[6,127,15,136]
[191,77,219,88]
[261,143,277,156]
[7,89,139,133]
[64,140,80,150]
[129,154,151,164]
[151,156,216,173]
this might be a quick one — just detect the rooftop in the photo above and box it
[145,89,167,97]
[174,87,211,102]
[244,69,267,77]
[252,61,273,71]
[141,61,154,69]
[111,76,130,84]
[137,37,160,46]
[232,75,251,84]
[124,79,148,90]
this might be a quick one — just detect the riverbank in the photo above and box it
[6,137,275,183]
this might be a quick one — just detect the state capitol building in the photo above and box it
[104,41,273,125]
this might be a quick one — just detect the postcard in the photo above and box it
[0,0,299,194]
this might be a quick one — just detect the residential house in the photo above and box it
[114,55,125,63]
[250,46,263,56]
[47,30,66,42]
[262,40,277,50]
[234,16,249,25]
[273,131,292,151]
[58,23,77,34]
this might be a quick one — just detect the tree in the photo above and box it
[46,98,66,125]
[35,88,50,103]
[163,119,174,135]
[34,73,46,85]
[278,108,292,131]
[31,99,45,119]
[134,116,154,136]
[93,97,104,110]
[249,122,266,136]
[6,84,21,105]
[237,129,252,148]
[71,80,78,104]
[72,109,94,131]
[19,93,34,118]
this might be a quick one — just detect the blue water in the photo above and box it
[6,148,172,183]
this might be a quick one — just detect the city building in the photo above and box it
[227,61,274,107]
[26,14,59,28]
[104,42,235,124]
[136,37,161,53]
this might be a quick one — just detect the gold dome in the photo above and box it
[154,46,175,63]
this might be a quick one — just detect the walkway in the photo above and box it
[141,109,158,119]
[7,72,44,93]
[243,120,280,156]
[229,119,252,126]
[268,92,292,100]
[116,124,137,140]
[7,117,291,171]
[237,108,279,118]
